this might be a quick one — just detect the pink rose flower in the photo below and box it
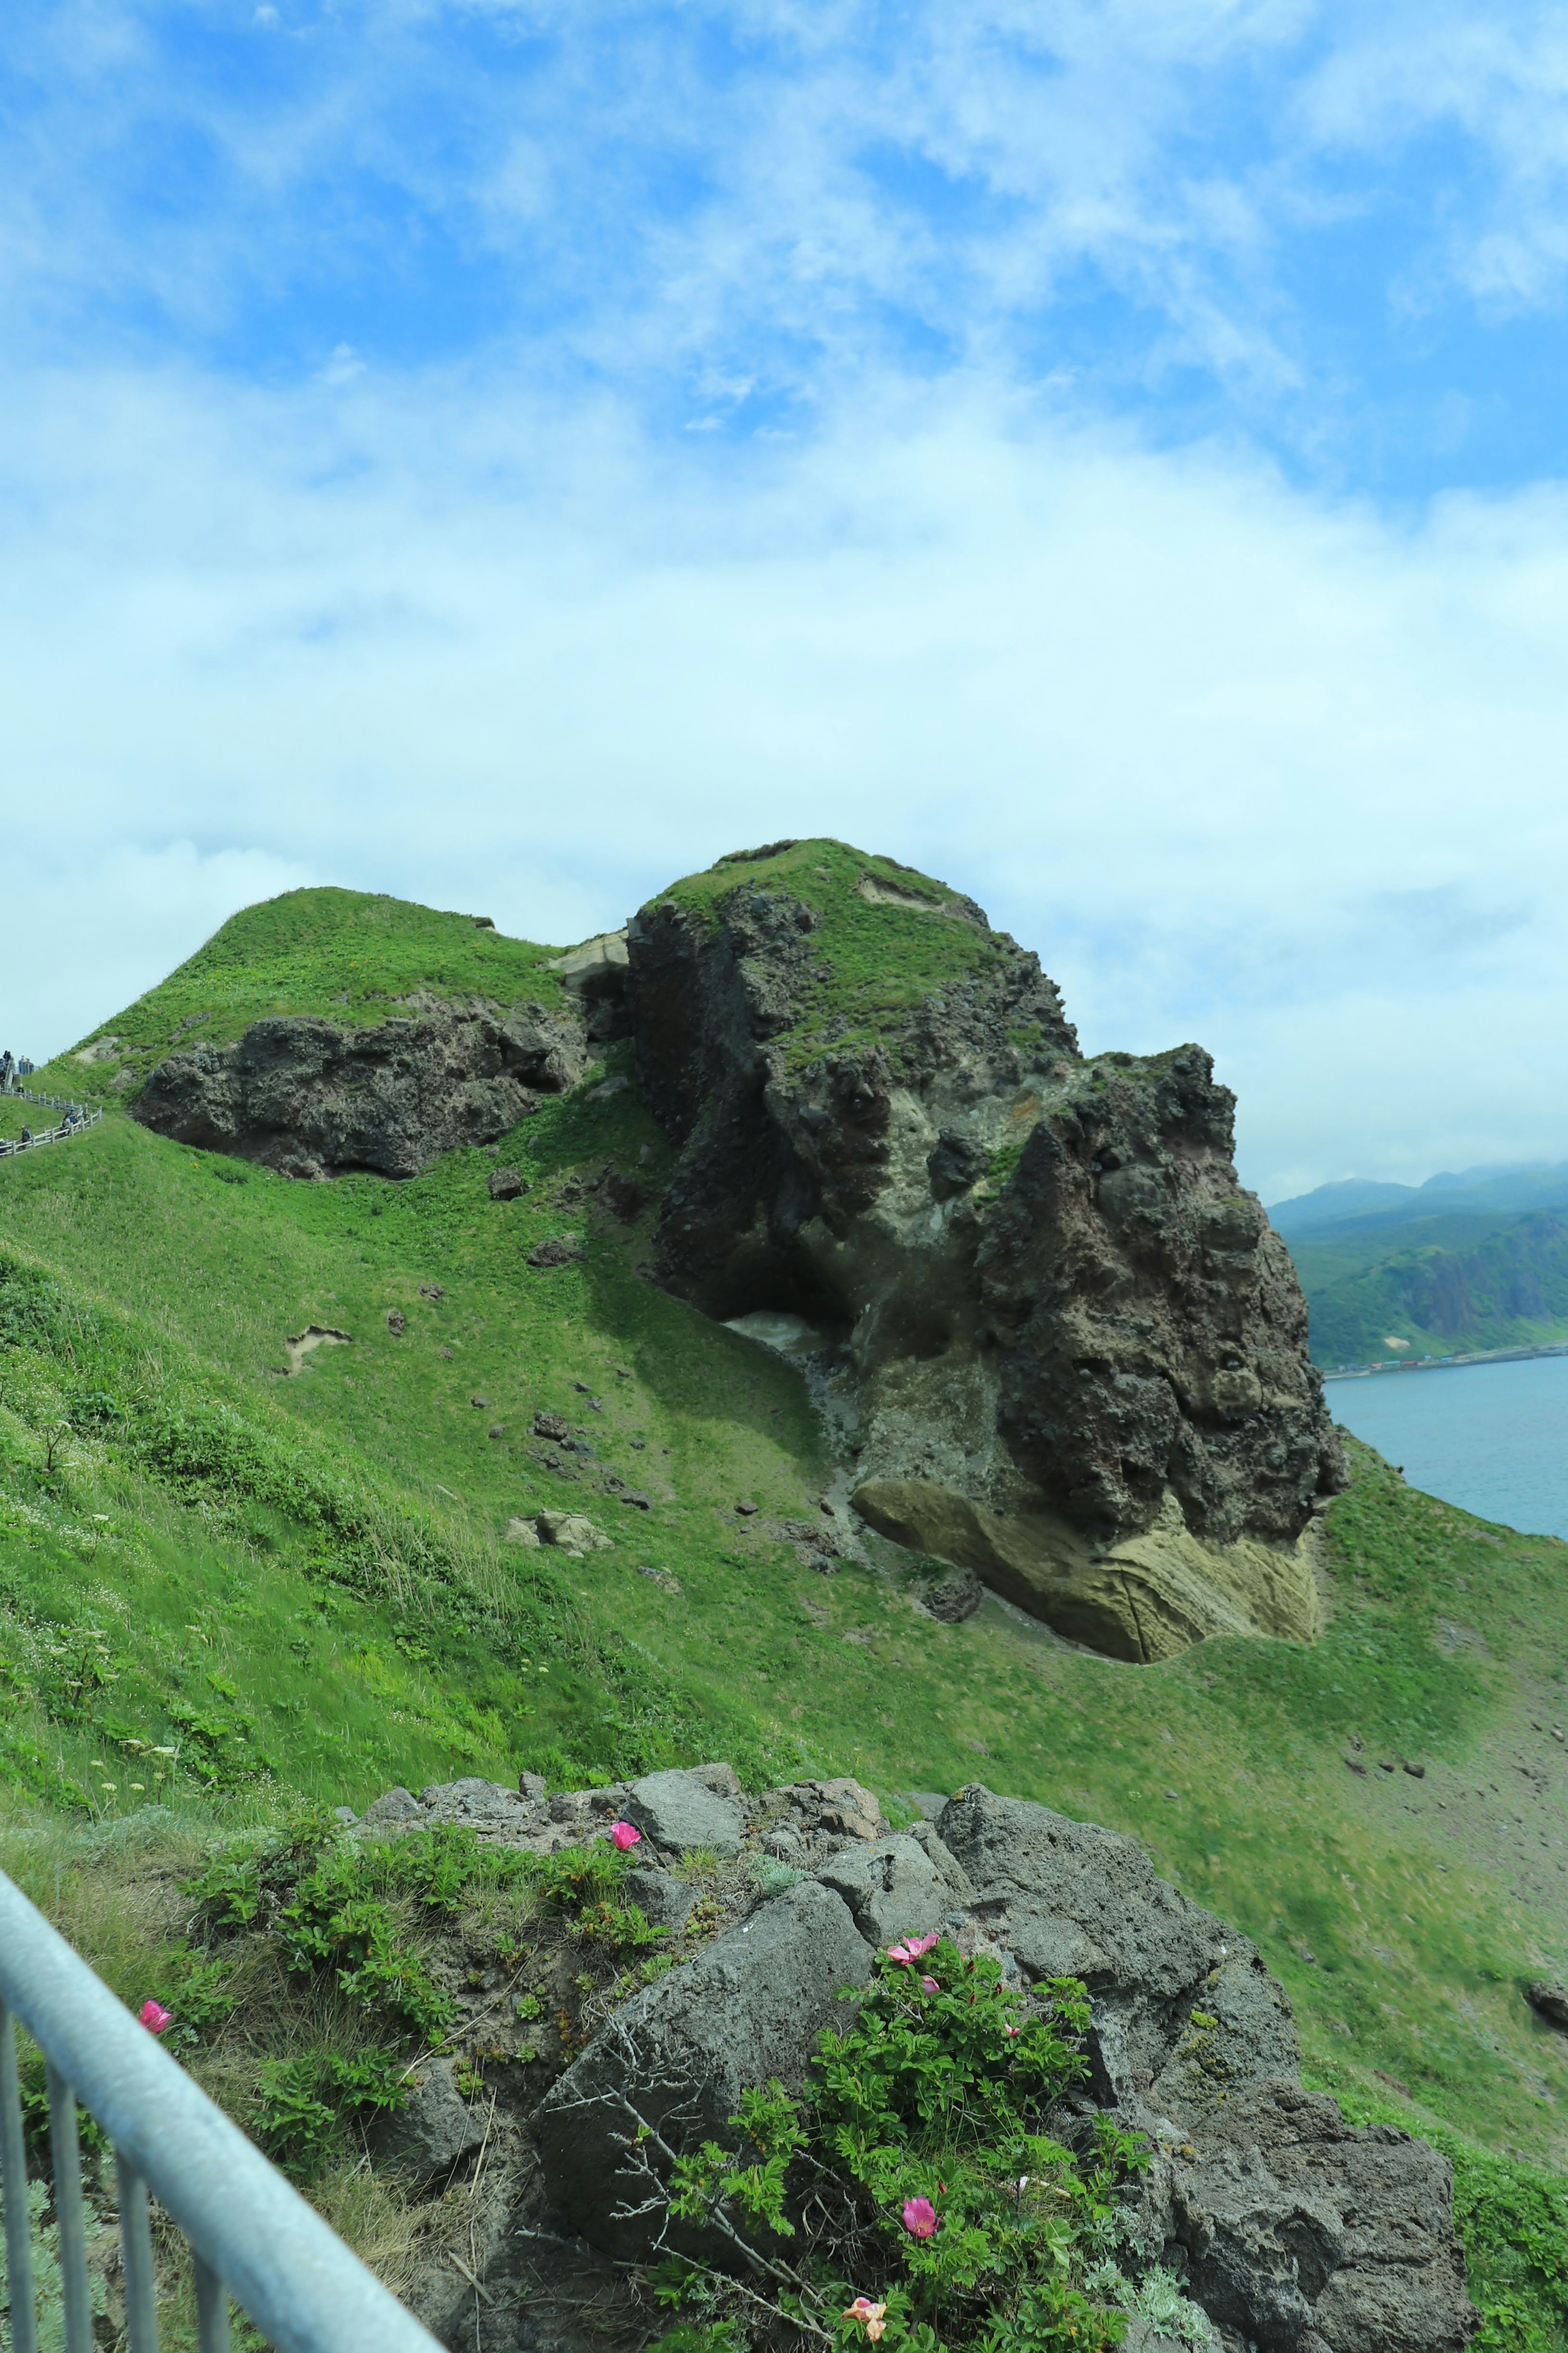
[902,2195,939,2239]
[921,1974,939,1994]
[844,2296,887,2340]
[609,1821,641,1851]
[906,1931,940,1958]
[139,2000,172,2035]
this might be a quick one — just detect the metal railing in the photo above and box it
[0,1104,102,1159]
[0,1868,445,2353]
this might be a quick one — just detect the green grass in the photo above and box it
[6,877,1568,2334]
[38,884,569,1086]
[659,838,1029,1073]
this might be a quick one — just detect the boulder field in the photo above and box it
[345,1764,1474,2353]
[128,841,1346,1662]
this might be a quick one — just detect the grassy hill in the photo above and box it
[7,871,1568,2344]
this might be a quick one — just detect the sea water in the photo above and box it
[1326,1352,1568,1540]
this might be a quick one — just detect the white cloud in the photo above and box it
[317,343,366,386]
[2,355,1567,1197]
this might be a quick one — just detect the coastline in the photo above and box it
[1321,1341,1568,1382]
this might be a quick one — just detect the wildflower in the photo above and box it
[886,1929,940,1966]
[844,2297,887,2342]
[902,2195,939,2239]
[139,2000,172,2035]
[1003,2021,1022,2038]
[921,1976,938,1994]
[609,1821,641,1851]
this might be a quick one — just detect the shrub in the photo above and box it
[657,1940,1160,2351]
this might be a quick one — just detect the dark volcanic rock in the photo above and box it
[532,1880,873,2264]
[1526,1978,1568,2029]
[488,1164,528,1200]
[924,1565,985,1622]
[131,1003,585,1180]
[1161,2083,1475,2353]
[528,1236,584,1269]
[975,1051,1341,1548]
[623,850,1344,1662]
[512,1775,1474,2352]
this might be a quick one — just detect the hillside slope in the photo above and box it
[5,859,1568,2341]
[1291,1206,1568,1366]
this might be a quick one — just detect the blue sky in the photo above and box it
[5,0,1568,1198]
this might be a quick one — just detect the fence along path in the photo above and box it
[0,1868,444,2353]
[0,1088,103,1159]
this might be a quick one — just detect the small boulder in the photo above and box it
[789,1778,883,1842]
[368,2058,485,2182]
[356,1786,425,1835]
[533,1411,570,1441]
[503,1517,541,1546]
[627,1768,744,1858]
[528,1236,584,1269]
[488,1166,528,1200]
[925,1568,985,1623]
[624,1867,695,1933]
[535,1511,612,1554]
[619,1489,653,1511]
[386,1309,406,1336]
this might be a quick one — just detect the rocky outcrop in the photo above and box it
[625,848,1344,1661]
[356,1767,1474,2353]
[130,1001,585,1178]
[547,930,633,1042]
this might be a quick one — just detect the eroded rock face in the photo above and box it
[130,1002,585,1178]
[626,863,1344,1661]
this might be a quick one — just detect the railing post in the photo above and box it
[195,2253,232,2353]
[116,2153,160,2353]
[0,2002,39,2353]
[45,2066,94,2353]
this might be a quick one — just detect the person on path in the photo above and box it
[19,1126,31,1145]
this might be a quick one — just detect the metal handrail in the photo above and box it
[0,1106,102,1159]
[2,1087,98,1113]
[0,1868,444,2353]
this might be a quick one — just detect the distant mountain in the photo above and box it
[1268,1161,1568,1242]
[1285,1201,1568,1367]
